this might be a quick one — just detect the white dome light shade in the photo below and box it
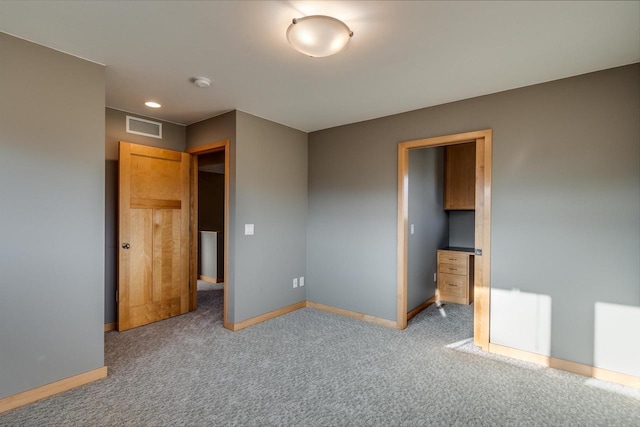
[287,15,353,57]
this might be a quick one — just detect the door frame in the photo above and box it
[397,129,492,350]
[186,139,231,330]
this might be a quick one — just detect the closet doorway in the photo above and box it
[187,140,231,330]
[397,130,492,350]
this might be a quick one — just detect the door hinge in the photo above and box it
[475,249,482,256]
[115,290,119,302]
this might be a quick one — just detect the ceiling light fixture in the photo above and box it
[191,77,212,88]
[286,15,353,58]
[144,101,161,108]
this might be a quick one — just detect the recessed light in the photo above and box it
[145,101,161,108]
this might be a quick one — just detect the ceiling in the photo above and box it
[1,1,638,132]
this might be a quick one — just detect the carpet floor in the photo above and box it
[1,290,639,426]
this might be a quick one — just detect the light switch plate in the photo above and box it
[293,278,298,288]
[300,277,304,287]
[244,224,254,235]
[410,224,415,235]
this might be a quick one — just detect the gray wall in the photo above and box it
[307,64,639,372]
[407,148,448,311]
[104,107,186,324]
[234,111,308,321]
[0,33,105,398]
[105,160,118,325]
[186,111,308,323]
[306,116,398,317]
[198,172,225,232]
[448,211,475,248]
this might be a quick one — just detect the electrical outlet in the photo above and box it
[410,224,415,234]
[299,277,304,287]
[293,278,298,288]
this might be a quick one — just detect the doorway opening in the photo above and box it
[397,130,492,350]
[187,140,231,330]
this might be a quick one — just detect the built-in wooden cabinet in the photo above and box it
[437,249,474,305]
[444,143,475,210]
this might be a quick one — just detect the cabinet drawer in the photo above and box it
[438,263,467,276]
[439,273,467,297]
[437,251,468,267]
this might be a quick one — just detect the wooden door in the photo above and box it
[118,142,191,331]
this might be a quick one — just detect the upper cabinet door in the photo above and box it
[444,142,476,210]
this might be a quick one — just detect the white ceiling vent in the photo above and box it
[126,115,162,139]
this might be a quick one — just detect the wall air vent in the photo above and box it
[126,115,162,139]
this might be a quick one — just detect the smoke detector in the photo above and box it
[191,77,212,88]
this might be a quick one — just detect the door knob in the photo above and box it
[122,243,131,249]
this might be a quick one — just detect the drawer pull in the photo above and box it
[447,283,458,287]
[448,258,456,261]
